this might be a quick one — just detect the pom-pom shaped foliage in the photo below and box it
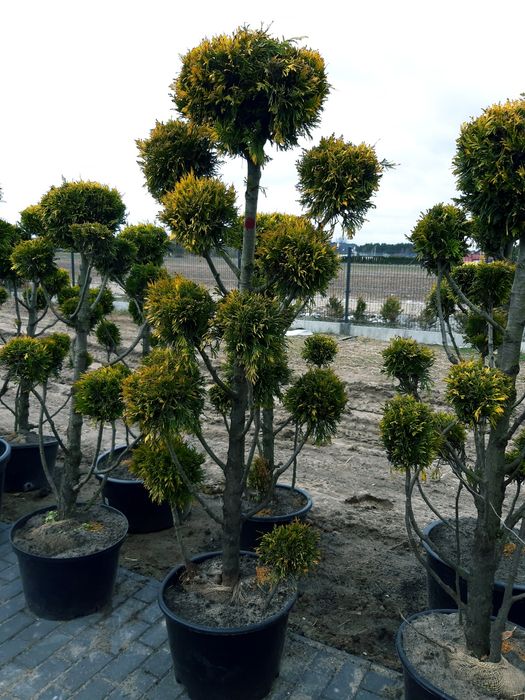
[145,274,214,347]
[255,214,339,299]
[421,280,456,326]
[69,223,135,279]
[381,337,435,396]
[136,119,220,202]
[123,347,205,437]
[129,438,204,510]
[454,98,525,244]
[10,238,58,282]
[297,136,390,233]
[19,205,46,237]
[215,291,289,384]
[380,394,438,472]
[118,224,169,267]
[160,173,238,256]
[445,360,513,426]
[301,333,338,367]
[432,411,466,462]
[409,203,470,273]
[284,367,347,445]
[452,260,515,310]
[174,26,330,164]
[74,364,131,423]
[0,333,70,385]
[0,218,21,280]
[95,319,121,355]
[458,309,507,357]
[58,286,114,329]
[126,264,168,325]
[39,180,126,248]
[257,520,320,584]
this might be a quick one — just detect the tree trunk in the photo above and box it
[465,235,525,660]
[261,406,275,471]
[58,254,91,519]
[221,158,261,586]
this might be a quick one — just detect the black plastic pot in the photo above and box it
[0,438,12,513]
[159,551,296,700]
[4,436,58,493]
[95,446,173,534]
[10,504,128,620]
[423,520,525,626]
[396,609,456,700]
[240,484,313,552]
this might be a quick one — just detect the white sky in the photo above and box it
[1,0,524,244]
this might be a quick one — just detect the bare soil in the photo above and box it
[0,299,486,670]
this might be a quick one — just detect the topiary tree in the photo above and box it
[381,96,525,694]
[128,27,389,590]
[15,180,131,518]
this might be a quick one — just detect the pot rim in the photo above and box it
[0,437,11,463]
[243,484,312,523]
[94,444,143,485]
[395,608,456,700]
[159,550,297,636]
[423,518,525,593]
[10,503,128,562]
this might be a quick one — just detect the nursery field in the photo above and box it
[0,300,481,671]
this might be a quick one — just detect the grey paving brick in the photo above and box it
[100,642,151,682]
[0,592,27,623]
[0,661,26,695]
[7,656,71,699]
[137,601,163,624]
[133,583,159,604]
[361,668,402,695]
[323,658,369,699]
[106,668,157,698]
[17,632,71,667]
[0,563,19,582]
[58,651,113,691]
[138,622,167,649]
[0,610,33,642]
[71,677,116,700]
[142,672,187,700]
[139,647,172,678]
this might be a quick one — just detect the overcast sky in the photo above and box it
[1,0,524,244]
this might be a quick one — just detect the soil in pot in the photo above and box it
[95,446,174,533]
[424,519,525,624]
[2,432,58,493]
[397,610,525,700]
[240,484,312,552]
[160,552,297,700]
[11,504,128,619]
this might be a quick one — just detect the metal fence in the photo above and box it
[62,251,436,330]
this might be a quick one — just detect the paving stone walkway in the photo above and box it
[0,523,403,699]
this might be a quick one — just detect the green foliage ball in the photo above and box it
[301,334,338,367]
[284,367,347,444]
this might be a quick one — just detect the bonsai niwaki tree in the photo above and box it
[0,180,145,519]
[127,27,389,589]
[380,97,525,694]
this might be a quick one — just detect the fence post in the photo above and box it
[344,248,351,322]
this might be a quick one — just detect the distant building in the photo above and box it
[463,251,484,263]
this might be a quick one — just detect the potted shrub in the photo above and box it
[5,180,136,620]
[125,26,390,699]
[0,209,70,492]
[380,97,525,699]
